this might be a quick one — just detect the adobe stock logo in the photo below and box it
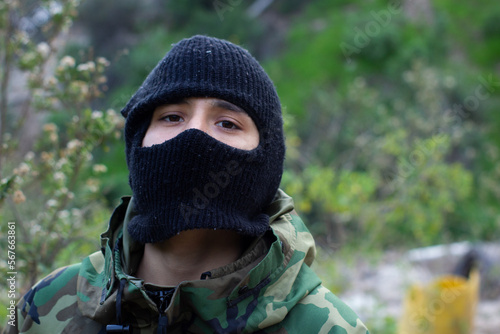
[177,127,277,224]
[179,160,242,224]
[383,74,500,189]
[213,0,243,21]
[340,1,403,64]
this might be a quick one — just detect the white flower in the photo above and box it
[55,158,68,169]
[97,57,110,67]
[58,210,70,219]
[25,151,35,161]
[93,164,108,173]
[46,76,58,86]
[60,56,75,68]
[49,1,63,15]
[91,111,103,119]
[53,171,65,182]
[67,139,82,150]
[86,178,99,193]
[76,63,88,71]
[77,61,96,72]
[31,223,42,233]
[47,199,58,207]
[36,42,50,58]
[16,162,30,176]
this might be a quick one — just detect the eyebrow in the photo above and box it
[210,99,246,114]
[160,98,247,115]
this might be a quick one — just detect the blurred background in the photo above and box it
[1,0,499,332]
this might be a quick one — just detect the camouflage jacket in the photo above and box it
[6,190,369,333]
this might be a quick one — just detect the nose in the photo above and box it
[186,108,210,134]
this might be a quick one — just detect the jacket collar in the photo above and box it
[78,189,319,331]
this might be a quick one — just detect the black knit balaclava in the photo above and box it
[121,35,285,244]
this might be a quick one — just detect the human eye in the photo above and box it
[216,120,240,130]
[160,114,183,123]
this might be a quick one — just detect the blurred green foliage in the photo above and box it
[269,1,500,248]
[0,0,122,326]
[1,0,500,330]
[66,0,500,250]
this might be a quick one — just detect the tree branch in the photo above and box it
[0,8,14,180]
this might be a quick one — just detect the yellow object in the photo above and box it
[398,269,480,334]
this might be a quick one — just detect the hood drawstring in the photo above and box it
[157,314,168,334]
[145,288,174,333]
[106,278,131,333]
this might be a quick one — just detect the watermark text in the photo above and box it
[6,221,17,327]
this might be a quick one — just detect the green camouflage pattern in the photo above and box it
[4,190,369,333]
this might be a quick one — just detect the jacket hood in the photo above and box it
[76,189,321,332]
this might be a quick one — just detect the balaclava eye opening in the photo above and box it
[121,35,285,244]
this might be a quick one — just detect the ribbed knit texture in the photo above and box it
[121,35,285,243]
[128,129,272,243]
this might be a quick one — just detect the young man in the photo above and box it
[7,35,369,333]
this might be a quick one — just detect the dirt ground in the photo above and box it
[326,242,500,333]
